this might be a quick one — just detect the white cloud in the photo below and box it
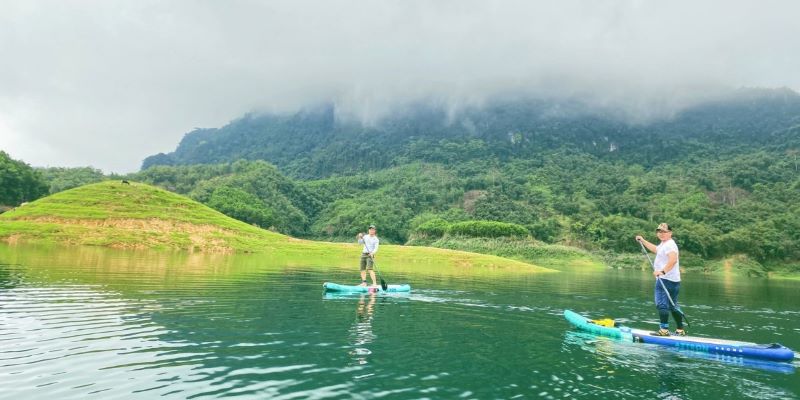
[1,0,799,172]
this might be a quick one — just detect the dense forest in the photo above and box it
[4,89,799,272]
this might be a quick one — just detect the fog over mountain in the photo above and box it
[1,1,799,172]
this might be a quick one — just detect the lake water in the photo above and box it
[1,244,798,399]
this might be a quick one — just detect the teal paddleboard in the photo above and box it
[322,282,411,293]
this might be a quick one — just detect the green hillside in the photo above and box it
[0,180,283,250]
[0,181,555,273]
[130,91,800,275]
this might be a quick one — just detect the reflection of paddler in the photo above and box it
[356,293,375,324]
[349,293,376,365]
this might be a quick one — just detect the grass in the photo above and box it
[700,254,769,277]
[769,273,800,281]
[0,181,553,274]
[407,236,604,271]
[765,260,800,280]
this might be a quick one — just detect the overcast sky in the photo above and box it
[2,1,799,173]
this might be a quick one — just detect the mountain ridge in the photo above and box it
[142,89,800,179]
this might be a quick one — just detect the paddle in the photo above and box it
[637,239,690,327]
[371,257,389,291]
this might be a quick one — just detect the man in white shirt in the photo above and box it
[357,225,380,287]
[636,223,685,336]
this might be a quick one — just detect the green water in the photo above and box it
[1,244,798,399]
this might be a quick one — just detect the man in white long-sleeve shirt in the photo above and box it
[357,225,380,287]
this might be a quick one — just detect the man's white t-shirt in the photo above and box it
[654,239,680,282]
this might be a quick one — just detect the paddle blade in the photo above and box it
[380,278,388,291]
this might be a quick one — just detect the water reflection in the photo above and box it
[2,243,799,399]
[349,293,377,365]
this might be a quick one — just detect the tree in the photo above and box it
[206,186,274,229]
[0,151,48,206]
[39,167,106,194]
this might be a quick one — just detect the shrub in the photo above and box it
[207,186,273,228]
[415,218,450,238]
[447,220,529,238]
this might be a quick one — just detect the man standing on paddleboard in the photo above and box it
[357,225,380,287]
[636,223,685,336]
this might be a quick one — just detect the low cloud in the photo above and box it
[1,1,799,172]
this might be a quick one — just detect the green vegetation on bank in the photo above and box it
[0,181,553,274]
[447,221,530,238]
[3,91,800,276]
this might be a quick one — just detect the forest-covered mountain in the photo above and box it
[131,89,800,271]
[143,89,800,179]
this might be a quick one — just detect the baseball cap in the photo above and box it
[656,223,672,232]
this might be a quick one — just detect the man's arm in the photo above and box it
[635,235,657,253]
[662,252,678,274]
[654,251,678,278]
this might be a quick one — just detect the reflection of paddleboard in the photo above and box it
[322,282,411,293]
[323,292,410,300]
[564,310,795,362]
[563,330,796,374]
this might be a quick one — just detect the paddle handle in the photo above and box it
[637,239,655,270]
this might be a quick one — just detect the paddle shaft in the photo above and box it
[638,239,689,326]
[371,257,388,291]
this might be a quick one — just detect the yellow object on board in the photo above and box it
[590,318,616,327]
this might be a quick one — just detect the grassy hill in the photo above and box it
[0,181,554,273]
